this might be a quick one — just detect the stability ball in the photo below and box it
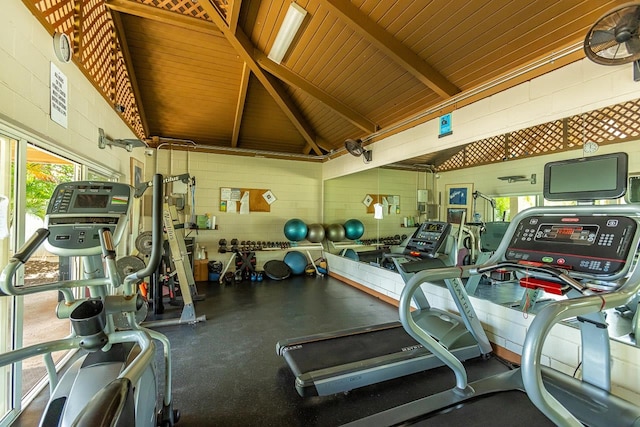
[326,223,345,242]
[306,223,325,243]
[283,218,308,242]
[284,251,307,275]
[343,219,364,240]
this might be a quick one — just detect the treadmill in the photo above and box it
[345,152,640,427]
[276,221,493,397]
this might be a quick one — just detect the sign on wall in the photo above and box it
[439,113,452,138]
[50,62,68,128]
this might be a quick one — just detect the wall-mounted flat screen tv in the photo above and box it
[543,152,627,201]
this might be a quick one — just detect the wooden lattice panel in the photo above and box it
[138,0,211,19]
[439,98,640,172]
[80,0,113,96]
[509,120,564,159]
[26,0,146,139]
[464,135,506,165]
[32,0,74,31]
[438,150,466,171]
[567,100,640,148]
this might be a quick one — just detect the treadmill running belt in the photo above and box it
[282,324,424,375]
[409,390,555,426]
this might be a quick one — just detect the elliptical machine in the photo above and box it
[0,174,179,426]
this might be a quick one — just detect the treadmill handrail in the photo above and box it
[520,225,640,426]
[398,265,475,391]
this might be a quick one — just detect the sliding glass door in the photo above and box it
[0,137,79,425]
[0,133,19,425]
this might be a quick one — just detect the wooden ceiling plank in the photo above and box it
[105,0,221,36]
[321,0,460,99]
[110,10,150,135]
[256,51,377,133]
[232,62,251,147]
[198,0,323,155]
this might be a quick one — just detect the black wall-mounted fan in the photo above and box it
[344,139,372,163]
[584,3,640,65]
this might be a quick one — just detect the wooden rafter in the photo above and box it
[256,51,378,134]
[109,10,150,135]
[72,1,84,59]
[198,0,323,155]
[228,0,242,34]
[232,62,250,148]
[321,0,460,99]
[105,0,221,36]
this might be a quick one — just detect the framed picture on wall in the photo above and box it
[445,183,473,224]
[446,184,473,206]
[130,158,144,189]
[447,207,468,225]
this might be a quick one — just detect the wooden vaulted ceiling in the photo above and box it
[24,0,631,164]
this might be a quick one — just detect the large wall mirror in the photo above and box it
[323,98,640,350]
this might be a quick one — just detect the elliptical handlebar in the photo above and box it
[0,174,165,297]
[12,228,50,263]
[133,174,163,280]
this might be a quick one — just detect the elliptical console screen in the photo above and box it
[44,182,133,256]
[73,193,110,209]
[405,221,451,257]
[506,214,637,277]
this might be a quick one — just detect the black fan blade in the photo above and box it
[625,36,640,56]
[591,29,616,46]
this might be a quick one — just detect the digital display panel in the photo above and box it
[534,224,598,246]
[424,223,443,232]
[73,194,109,209]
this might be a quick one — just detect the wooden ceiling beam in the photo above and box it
[228,0,242,35]
[322,0,460,99]
[256,51,378,134]
[232,62,250,148]
[110,10,150,136]
[199,0,324,155]
[105,0,221,36]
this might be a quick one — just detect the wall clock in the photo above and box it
[583,141,599,154]
[53,32,72,63]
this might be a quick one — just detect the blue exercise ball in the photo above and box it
[283,218,308,241]
[326,223,345,242]
[306,223,325,243]
[344,218,364,240]
[284,251,307,275]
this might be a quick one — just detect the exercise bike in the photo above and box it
[0,174,179,426]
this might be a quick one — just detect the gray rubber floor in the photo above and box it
[16,274,548,426]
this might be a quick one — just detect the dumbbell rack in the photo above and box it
[217,241,325,282]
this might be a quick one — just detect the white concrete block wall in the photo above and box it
[150,149,323,263]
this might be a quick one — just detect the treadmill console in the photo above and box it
[44,181,133,256]
[506,214,638,278]
[404,221,451,258]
